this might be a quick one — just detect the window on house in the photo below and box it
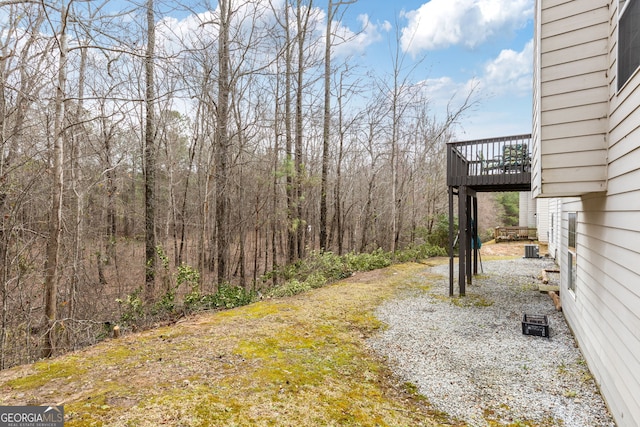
[568,212,577,292]
[568,250,576,292]
[619,0,640,89]
[568,212,577,250]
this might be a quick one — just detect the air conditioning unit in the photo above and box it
[524,244,539,258]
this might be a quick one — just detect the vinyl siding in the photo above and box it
[545,198,562,258]
[534,1,640,425]
[519,192,537,229]
[536,197,549,243]
[532,0,609,198]
[532,0,542,196]
[551,2,640,425]
[561,197,640,427]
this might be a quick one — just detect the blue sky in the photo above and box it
[330,0,535,140]
[3,0,534,140]
[150,0,534,140]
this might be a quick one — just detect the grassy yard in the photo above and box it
[0,261,454,426]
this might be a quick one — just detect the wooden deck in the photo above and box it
[447,134,532,192]
[494,226,537,242]
[447,134,533,296]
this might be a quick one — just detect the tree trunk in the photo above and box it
[320,0,332,252]
[271,67,281,283]
[69,43,88,324]
[215,0,231,285]
[42,3,68,358]
[295,0,312,259]
[284,3,295,263]
[144,0,157,300]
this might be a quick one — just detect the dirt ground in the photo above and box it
[479,240,549,257]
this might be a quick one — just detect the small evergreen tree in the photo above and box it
[495,192,519,226]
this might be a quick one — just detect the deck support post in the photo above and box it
[472,195,478,276]
[453,186,479,296]
[449,186,455,297]
[458,186,467,296]
[465,190,473,286]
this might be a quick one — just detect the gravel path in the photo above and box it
[369,257,616,426]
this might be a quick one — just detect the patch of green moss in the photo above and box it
[65,390,121,427]
[483,406,563,427]
[345,311,384,336]
[450,294,494,308]
[101,345,136,364]
[429,292,493,308]
[6,356,87,390]
[212,300,296,322]
[192,394,244,426]
[402,382,426,401]
[141,385,245,426]
[234,328,340,389]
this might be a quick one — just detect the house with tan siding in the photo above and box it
[533,0,640,425]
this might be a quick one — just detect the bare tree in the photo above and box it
[144,0,157,300]
[42,0,69,358]
[214,0,232,284]
[330,64,360,254]
[0,0,487,369]
[320,0,356,252]
[0,2,50,367]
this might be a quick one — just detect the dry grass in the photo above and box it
[0,262,451,427]
[479,240,547,258]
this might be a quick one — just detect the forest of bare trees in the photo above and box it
[0,0,477,368]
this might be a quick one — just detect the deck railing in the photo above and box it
[494,226,537,242]
[447,134,532,189]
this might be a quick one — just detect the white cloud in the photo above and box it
[156,11,218,55]
[400,0,533,55]
[481,39,533,97]
[420,76,466,104]
[455,40,534,138]
[332,14,390,57]
[413,39,533,139]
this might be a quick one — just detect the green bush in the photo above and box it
[152,288,177,315]
[344,248,392,271]
[267,279,312,298]
[266,250,353,286]
[427,213,456,249]
[305,272,328,289]
[176,263,200,288]
[408,243,448,259]
[198,283,256,310]
[116,288,144,324]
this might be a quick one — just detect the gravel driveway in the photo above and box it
[369,257,616,426]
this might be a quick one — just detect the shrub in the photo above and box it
[199,283,256,310]
[176,263,200,288]
[427,213,456,249]
[116,288,144,324]
[152,287,177,315]
[344,248,392,271]
[267,279,312,298]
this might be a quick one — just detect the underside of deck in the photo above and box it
[447,134,532,296]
